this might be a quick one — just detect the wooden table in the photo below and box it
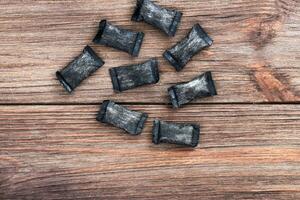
[0,0,299,199]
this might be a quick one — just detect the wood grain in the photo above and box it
[0,104,299,199]
[0,0,299,104]
[0,0,299,199]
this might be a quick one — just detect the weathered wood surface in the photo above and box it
[0,0,299,104]
[0,105,299,199]
[0,0,300,199]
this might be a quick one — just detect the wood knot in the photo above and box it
[250,63,299,102]
[248,15,283,49]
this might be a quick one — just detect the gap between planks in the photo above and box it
[0,102,299,106]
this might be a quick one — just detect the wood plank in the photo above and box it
[0,0,299,104]
[0,104,299,199]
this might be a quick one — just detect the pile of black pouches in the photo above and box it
[56,0,217,148]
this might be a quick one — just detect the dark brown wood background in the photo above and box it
[0,0,299,199]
